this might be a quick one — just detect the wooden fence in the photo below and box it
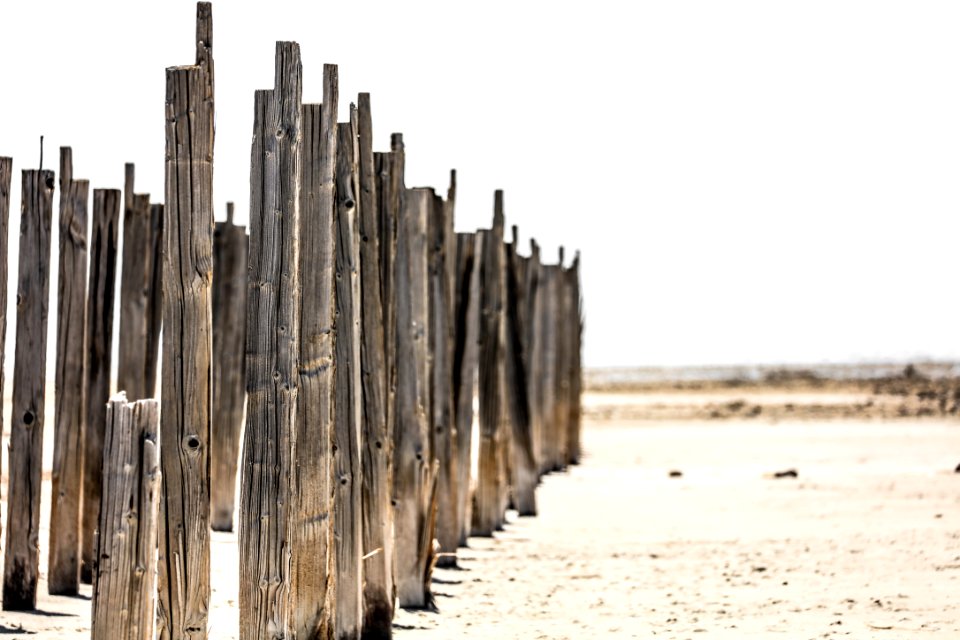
[0,2,583,637]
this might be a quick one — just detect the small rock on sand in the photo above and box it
[668,470,683,478]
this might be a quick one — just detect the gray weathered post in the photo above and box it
[81,188,121,584]
[49,148,89,595]
[382,134,404,477]
[2,168,54,610]
[239,42,302,640]
[394,187,434,608]
[211,203,248,532]
[91,394,161,640]
[453,232,482,546]
[117,164,159,400]
[290,66,337,638]
[0,158,10,548]
[334,110,364,639]
[158,55,214,639]
[356,92,395,637]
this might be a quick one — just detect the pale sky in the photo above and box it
[1,0,959,369]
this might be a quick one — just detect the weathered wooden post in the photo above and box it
[356,92,395,637]
[158,3,215,628]
[118,163,161,400]
[91,393,161,640]
[504,227,537,515]
[2,167,54,610]
[145,202,164,397]
[334,109,363,639]
[81,187,121,584]
[453,231,482,546]
[565,254,583,465]
[537,261,558,475]
[553,247,570,469]
[211,203,248,532]
[291,65,337,638]
[394,186,435,608]
[49,148,89,595]
[524,240,543,477]
[0,157,9,547]
[239,42,302,640]
[430,175,458,566]
[474,192,507,536]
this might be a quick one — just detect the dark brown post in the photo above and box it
[211,203,248,532]
[81,188,121,584]
[566,254,583,465]
[538,262,558,474]
[525,240,543,476]
[144,202,164,397]
[49,148,89,595]
[91,394,161,640]
[356,92,394,636]
[504,227,537,515]
[158,57,214,639]
[553,247,570,469]
[2,168,54,610]
[394,187,434,608]
[291,67,337,638]
[453,232,482,546]
[117,164,159,400]
[239,42,302,640]
[0,157,10,549]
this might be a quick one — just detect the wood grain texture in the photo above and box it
[291,67,338,639]
[334,113,363,640]
[158,63,213,640]
[91,394,161,640]
[49,148,89,595]
[394,187,433,608]
[81,187,121,585]
[0,157,10,552]
[211,204,248,532]
[452,232,482,546]
[118,164,158,401]
[356,92,394,639]
[239,42,302,640]
[2,169,54,610]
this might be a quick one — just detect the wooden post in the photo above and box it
[538,263,558,474]
[49,148,89,595]
[394,187,434,608]
[430,177,458,566]
[81,188,121,584]
[2,168,54,610]
[474,192,506,536]
[291,67,337,637]
[504,227,537,515]
[117,164,160,400]
[553,247,570,469]
[211,203,248,532]
[453,232,482,546]
[144,202,164,397]
[333,111,363,639]
[91,394,161,640]
[565,254,583,465]
[356,92,395,636]
[239,42,302,640]
[525,240,543,477]
[0,157,9,549]
[158,61,214,638]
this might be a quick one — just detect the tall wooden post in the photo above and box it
[553,247,570,469]
[394,187,434,608]
[565,253,583,465]
[49,148,89,595]
[525,241,543,477]
[91,394,161,640]
[81,188,121,584]
[538,263,558,474]
[356,92,394,637]
[453,232,482,546]
[144,202,164,397]
[211,203,248,532]
[158,59,214,640]
[291,67,338,638]
[239,42,302,640]
[0,157,10,549]
[118,163,160,400]
[2,168,54,610]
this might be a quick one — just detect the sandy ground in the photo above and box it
[0,390,958,637]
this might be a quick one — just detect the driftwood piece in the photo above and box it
[211,203,248,532]
[394,187,434,607]
[158,62,214,639]
[291,67,338,638]
[453,232,482,546]
[239,42,302,640]
[2,169,54,610]
[49,148,89,595]
[81,188,121,584]
[356,92,395,636]
[91,394,160,640]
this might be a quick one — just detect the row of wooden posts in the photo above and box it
[0,3,583,639]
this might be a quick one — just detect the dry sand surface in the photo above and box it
[0,387,958,638]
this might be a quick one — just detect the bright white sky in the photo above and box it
[1,0,959,369]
